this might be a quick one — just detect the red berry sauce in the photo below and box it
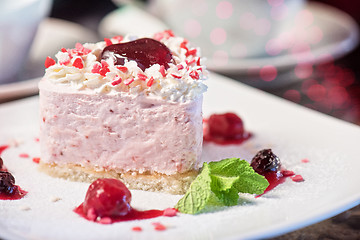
[203,113,252,145]
[101,38,174,71]
[74,178,177,224]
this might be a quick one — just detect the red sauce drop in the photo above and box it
[0,145,9,155]
[74,203,166,224]
[256,169,295,198]
[0,186,27,200]
[203,113,252,145]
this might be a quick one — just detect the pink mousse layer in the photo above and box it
[39,80,203,175]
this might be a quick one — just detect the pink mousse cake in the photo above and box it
[38,31,207,194]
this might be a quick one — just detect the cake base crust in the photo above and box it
[39,163,198,195]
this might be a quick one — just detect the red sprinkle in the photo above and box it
[116,66,128,73]
[104,38,113,46]
[19,153,29,158]
[137,73,148,81]
[147,76,154,87]
[152,222,167,231]
[186,48,197,57]
[163,208,178,217]
[91,63,101,74]
[186,59,196,66]
[180,40,189,50]
[61,48,67,53]
[189,70,199,80]
[44,56,56,68]
[111,75,122,86]
[73,58,84,69]
[32,157,40,164]
[99,66,109,76]
[281,170,295,177]
[177,64,184,70]
[196,57,201,66]
[171,74,182,79]
[159,65,166,77]
[291,175,304,182]
[301,158,310,163]
[132,226,142,232]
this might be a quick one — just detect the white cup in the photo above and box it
[0,0,52,84]
[148,0,306,62]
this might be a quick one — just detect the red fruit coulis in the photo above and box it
[74,204,167,224]
[0,145,9,155]
[256,169,295,198]
[0,186,27,200]
[203,113,252,145]
[74,178,177,224]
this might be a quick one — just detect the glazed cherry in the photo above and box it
[0,171,16,194]
[101,38,173,71]
[250,149,281,175]
[0,157,3,170]
[208,113,245,139]
[82,178,132,218]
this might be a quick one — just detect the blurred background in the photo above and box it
[0,1,359,237]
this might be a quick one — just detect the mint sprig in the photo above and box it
[175,158,269,214]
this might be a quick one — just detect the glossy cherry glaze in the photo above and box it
[101,38,173,71]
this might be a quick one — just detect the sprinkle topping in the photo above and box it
[43,31,208,102]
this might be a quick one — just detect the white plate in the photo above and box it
[0,73,360,240]
[206,2,359,73]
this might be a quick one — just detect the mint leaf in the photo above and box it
[175,163,213,214]
[209,158,269,195]
[175,158,269,214]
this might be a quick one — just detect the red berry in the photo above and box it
[82,178,132,218]
[44,56,56,68]
[0,171,16,194]
[101,38,173,71]
[250,149,281,175]
[208,113,245,139]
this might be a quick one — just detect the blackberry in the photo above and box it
[250,149,281,175]
[0,171,16,194]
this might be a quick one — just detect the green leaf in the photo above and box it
[175,163,213,214]
[175,158,269,214]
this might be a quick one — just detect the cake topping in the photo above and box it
[101,38,174,71]
[43,30,207,102]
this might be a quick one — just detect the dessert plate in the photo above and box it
[0,73,360,240]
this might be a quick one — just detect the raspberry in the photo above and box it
[250,149,281,175]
